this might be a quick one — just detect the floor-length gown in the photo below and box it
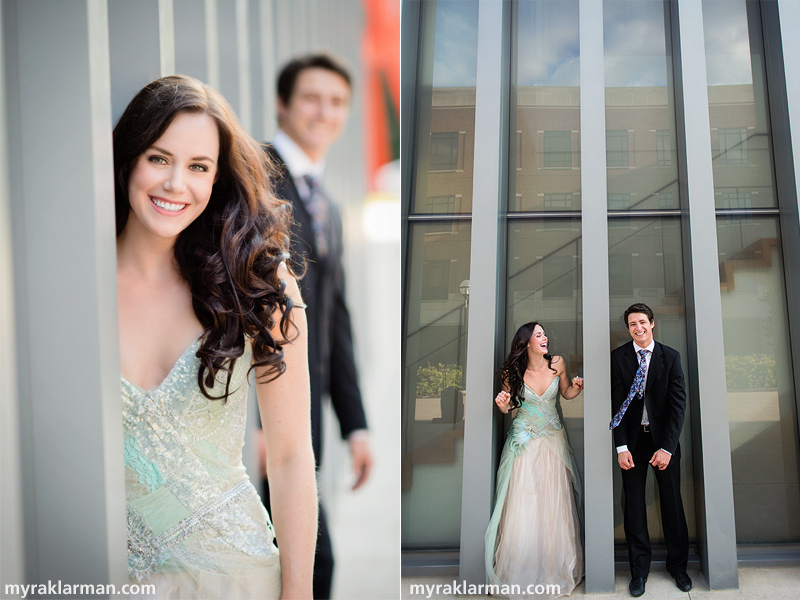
[485,376,583,600]
[123,339,281,599]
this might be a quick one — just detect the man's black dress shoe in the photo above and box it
[672,572,692,592]
[629,576,646,597]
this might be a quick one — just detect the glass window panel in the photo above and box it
[412,0,479,214]
[505,218,584,475]
[512,0,580,212]
[606,130,630,168]
[656,130,671,166]
[603,0,680,210]
[703,0,800,543]
[608,217,696,545]
[429,131,462,171]
[402,221,472,549]
[702,0,777,208]
[717,217,800,543]
[543,131,573,168]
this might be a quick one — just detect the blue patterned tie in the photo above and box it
[610,349,648,430]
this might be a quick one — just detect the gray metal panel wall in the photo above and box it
[578,0,615,591]
[458,0,511,586]
[174,0,210,81]
[674,0,738,589]
[0,0,25,588]
[109,0,164,123]
[4,0,127,589]
[774,0,800,460]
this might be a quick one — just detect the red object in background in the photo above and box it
[362,0,400,192]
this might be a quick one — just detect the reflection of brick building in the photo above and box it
[426,85,767,213]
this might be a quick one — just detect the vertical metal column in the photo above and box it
[0,1,25,588]
[674,0,738,589]
[216,0,241,118]
[158,0,176,75]
[778,0,800,223]
[174,0,210,82]
[108,0,167,121]
[775,0,800,452]
[578,0,615,592]
[458,0,511,585]
[6,0,127,588]
[205,0,221,89]
[258,0,277,141]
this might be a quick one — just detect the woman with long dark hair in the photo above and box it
[116,75,316,598]
[485,322,584,599]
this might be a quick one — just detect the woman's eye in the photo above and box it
[148,155,168,165]
[190,164,209,172]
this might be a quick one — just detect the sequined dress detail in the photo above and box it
[485,377,583,599]
[122,339,280,599]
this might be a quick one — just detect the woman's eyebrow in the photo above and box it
[150,145,216,163]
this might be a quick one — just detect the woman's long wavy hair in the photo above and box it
[499,322,556,410]
[114,75,295,401]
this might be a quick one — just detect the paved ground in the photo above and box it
[402,567,800,599]
[323,223,402,600]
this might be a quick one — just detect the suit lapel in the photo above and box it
[623,343,639,383]
[269,146,319,260]
[645,342,664,392]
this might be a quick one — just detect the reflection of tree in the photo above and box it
[416,363,463,397]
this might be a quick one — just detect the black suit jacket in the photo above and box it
[610,341,686,454]
[265,145,368,465]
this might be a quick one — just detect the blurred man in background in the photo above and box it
[262,53,373,600]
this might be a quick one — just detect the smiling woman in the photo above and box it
[113,75,317,599]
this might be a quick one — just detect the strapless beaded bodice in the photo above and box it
[121,339,278,582]
[507,376,564,455]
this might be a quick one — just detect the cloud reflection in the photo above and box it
[432,0,479,88]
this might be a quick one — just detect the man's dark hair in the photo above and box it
[624,303,655,326]
[277,53,352,105]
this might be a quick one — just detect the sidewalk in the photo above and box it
[402,566,800,599]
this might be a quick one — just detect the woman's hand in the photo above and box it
[571,376,584,393]
[495,390,512,413]
[256,265,316,599]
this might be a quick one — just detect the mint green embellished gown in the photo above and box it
[122,339,281,599]
[485,377,583,599]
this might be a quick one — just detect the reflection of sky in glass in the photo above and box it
[517,0,579,87]
[702,0,752,86]
[604,0,668,87]
[432,0,479,87]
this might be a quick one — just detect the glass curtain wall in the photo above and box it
[505,0,584,474]
[603,0,696,546]
[402,0,479,549]
[702,0,800,543]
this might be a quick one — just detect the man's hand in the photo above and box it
[649,449,671,470]
[349,436,373,490]
[618,450,635,470]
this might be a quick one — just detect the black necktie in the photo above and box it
[302,174,330,257]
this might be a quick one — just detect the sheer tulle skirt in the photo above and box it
[129,558,280,600]
[486,429,583,600]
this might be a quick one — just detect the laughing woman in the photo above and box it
[115,76,316,599]
[485,322,584,600]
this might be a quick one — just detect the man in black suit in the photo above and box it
[263,54,372,599]
[610,303,691,597]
